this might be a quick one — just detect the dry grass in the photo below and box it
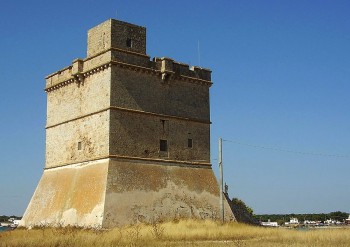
[1,220,349,247]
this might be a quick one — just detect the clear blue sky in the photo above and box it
[1,0,349,216]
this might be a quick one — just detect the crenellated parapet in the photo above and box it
[45,55,212,92]
[153,57,212,82]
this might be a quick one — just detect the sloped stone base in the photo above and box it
[20,159,109,227]
[21,158,235,228]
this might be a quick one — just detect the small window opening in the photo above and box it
[160,139,168,152]
[188,138,193,148]
[77,141,82,150]
[126,38,133,48]
[160,119,165,131]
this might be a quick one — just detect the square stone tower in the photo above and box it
[21,19,235,227]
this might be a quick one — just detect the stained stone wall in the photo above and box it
[109,110,210,162]
[46,68,111,127]
[87,19,146,57]
[46,111,109,168]
[103,159,234,227]
[45,69,111,168]
[21,158,234,227]
[110,66,210,121]
[21,159,109,227]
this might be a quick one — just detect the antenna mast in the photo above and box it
[197,40,201,67]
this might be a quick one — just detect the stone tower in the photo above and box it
[21,19,235,227]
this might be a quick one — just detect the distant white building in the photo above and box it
[303,220,316,225]
[324,219,342,225]
[285,218,299,226]
[345,215,350,225]
[261,221,279,227]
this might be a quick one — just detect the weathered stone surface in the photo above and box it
[46,68,111,127]
[87,19,146,57]
[103,159,234,227]
[110,66,210,121]
[109,110,210,162]
[21,159,109,227]
[21,18,235,228]
[46,111,109,168]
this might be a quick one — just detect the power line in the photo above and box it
[222,139,350,158]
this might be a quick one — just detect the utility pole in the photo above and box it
[219,138,224,223]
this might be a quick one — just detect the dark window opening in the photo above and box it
[160,119,169,134]
[160,119,165,131]
[126,38,133,48]
[188,138,193,148]
[78,142,82,150]
[160,139,168,152]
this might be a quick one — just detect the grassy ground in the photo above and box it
[1,220,349,247]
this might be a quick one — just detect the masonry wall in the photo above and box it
[45,69,111,168]
[87,19,146,58]
[109,110,209,162]
[110,66,210,121]
[21,159,109,227]
[46,111,109,168]
[102,159,234,227]
[46,69,111,126]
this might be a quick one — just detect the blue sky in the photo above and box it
[1,0,349,216]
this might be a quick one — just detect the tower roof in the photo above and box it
[87,19,146,57]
